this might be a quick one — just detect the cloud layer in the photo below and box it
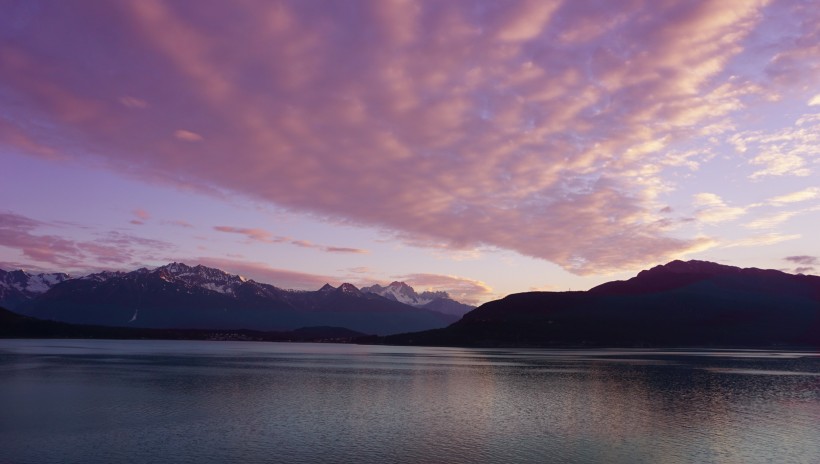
[2,0,817,274]
[0,212,172,270]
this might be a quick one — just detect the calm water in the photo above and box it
[1,340,818,464]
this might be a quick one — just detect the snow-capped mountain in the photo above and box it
[337,282,363,296]
[360,281,433,305]
[151,262,250,295]
[360,281,474,316]
[74,263,260,297]
[0,269,70,308]
[10,263,459,335]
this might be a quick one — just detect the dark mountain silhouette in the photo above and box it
[380,260,820,348]
[0,305,364,342]
[9,263,458,335]
[418,297,475,317]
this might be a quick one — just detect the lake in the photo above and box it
[1,340,818,463]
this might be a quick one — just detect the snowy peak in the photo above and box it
[158,262,194,275]
[149,262,254,295]
[361,281,446,306]
[81,270,126,282]
[360,281,474,316]
[75,263,258,296]
[0,269,70,295]
[337,283,362,296]
[319,283,336,292]
[387,281,421,301]
[0,268,71,309]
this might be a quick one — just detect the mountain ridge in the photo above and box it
[5,262,460,336]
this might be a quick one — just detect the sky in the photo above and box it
[1,0,819,305]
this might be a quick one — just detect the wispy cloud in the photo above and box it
[164,219,194,228]
[174,129,203,142]
[324,246,368,254]
[214,226,367,254]
[130,208,151,225]
[693,193,747,224]
[743,211,797,230]
[0,211,173,270]
[730,113,820,179]
[785,255,817,266]
[724,232,801,248]
[784,255,818,275]
[213,226,283,243]
[768,187,820,205]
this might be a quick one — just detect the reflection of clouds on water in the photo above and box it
[0,340,818,463]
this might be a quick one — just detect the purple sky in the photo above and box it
[2,0,819,304]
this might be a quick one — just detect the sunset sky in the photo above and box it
[1,0,819,304]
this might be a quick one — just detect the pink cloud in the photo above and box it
[174,129,203,142]
[324,247,367,254]
[130,209,150,226]
[214,226,281,243]
[0,212,83,267]
[0,1,811,274]
[133,209,151,221]
[214,226,367,254]
[164,219,194,228]
[0,211,173,270]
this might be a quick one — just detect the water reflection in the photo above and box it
[0,340,818,464]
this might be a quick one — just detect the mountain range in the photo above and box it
[2,263,469,335]
[381,260,820,348]
[4,260,819,347]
